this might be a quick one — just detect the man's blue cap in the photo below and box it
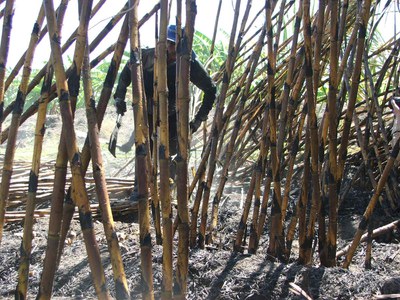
[167,24,197,59]
[167,24,177,43]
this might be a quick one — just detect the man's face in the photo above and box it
[167,41,176,63]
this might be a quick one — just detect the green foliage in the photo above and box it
[3,69,42,112]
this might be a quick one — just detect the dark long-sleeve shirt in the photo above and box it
[114,47,217,122]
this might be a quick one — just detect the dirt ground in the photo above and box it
[0,110,400,299]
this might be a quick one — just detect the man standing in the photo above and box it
[113,24,217,198]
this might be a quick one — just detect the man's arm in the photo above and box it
[113,62,131,115]
[190,58,217,132]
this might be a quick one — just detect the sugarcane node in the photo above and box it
[212,195,219,206]
[65,188,73,205]
[28,170,39,193]
[40,123,46,136]
[13,90,24,115]
[131,50,140,65]
[327,245,338,265]
[89,97,96,109]
[359,23,367,39]
[59,90,69,102]
[159,144,167,159]
[260,206,268,214]
[104,60,116,88]
[32,22,40,35]
[51,32,61,45]
[238,219,246,230]
[68,70,80,97]
[135,143,147,156]
[79,211,94,230]
[115,281,130,300]
[141,232,152,247]
[71,152,82,166]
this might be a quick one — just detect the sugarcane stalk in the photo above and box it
[363,54,398,210]
[35,4,70,289]
[41,1,110,298]
[150,15,162,246]
[128,1,154,298]
[343,137,400,268]
[208,21,266,245]
[189,165,206,248]
[0,0,15,137]
[265,0,285,260]
[298,138,311,264]
[301,0,321,265]
[209,0,222,58]
[0,0,42,243]
[82,34,130,298]
[59,16,131,256]
[234,169,256,252]
[325,0,340,267]
[15,5,49,298]
[198,0,244,249]
[157,0,172,297]
[173,1,196,297]
[276,0,302,156]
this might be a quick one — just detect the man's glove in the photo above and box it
[115,97,127,115]
[189,117,202,134]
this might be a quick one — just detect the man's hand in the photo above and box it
[115,97,127,115]
[190,117,202,134]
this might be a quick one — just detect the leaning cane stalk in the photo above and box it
[343,137,400,268]
[36,3,72,297]
[56,14,131,267]
[276,0,302,156]
[42,1,110,299]
[0,0,15,137]
[208,22,266,245]
[15,5,50,298]
[335,0,372,261]
[189,165,206,248]
[128,1,154,298]
[82,38,129,299]
[234,168,257,252]
[198,0,244,249]
[0,0,41,243]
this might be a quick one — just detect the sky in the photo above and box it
[3,1,400,70]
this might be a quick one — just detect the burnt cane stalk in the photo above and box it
[41,1,110,298]
[128,0,154,298]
